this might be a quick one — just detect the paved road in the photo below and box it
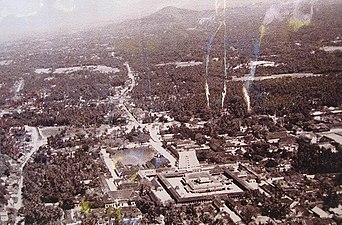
[13,126,47,224]
[148,124,176,167]
[100,149,118,191]
[116,63,177,167]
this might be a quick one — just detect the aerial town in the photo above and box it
[0,0,341,225]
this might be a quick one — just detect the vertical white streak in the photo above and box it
[243,85,251,113]
[205,22,222,109]
[222,0,228,109]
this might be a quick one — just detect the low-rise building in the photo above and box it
[182,171,226,193]
[97,207,142,225]
[104,189,137,209]
[311,206,331,219]
[0,210,9,224]
[318,142,337,153]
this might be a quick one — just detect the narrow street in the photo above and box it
[11,126,47,224]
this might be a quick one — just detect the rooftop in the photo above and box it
[177,150,200,171]
[312,206,330,218]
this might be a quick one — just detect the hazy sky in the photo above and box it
[0,0,283,39]
[0,0,283,22]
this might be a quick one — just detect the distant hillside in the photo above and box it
[148,6,200,22]
[113,6,209,33]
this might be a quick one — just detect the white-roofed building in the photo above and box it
[311,206,330,218]
[0,210,9,224]
[177,150,201,172]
